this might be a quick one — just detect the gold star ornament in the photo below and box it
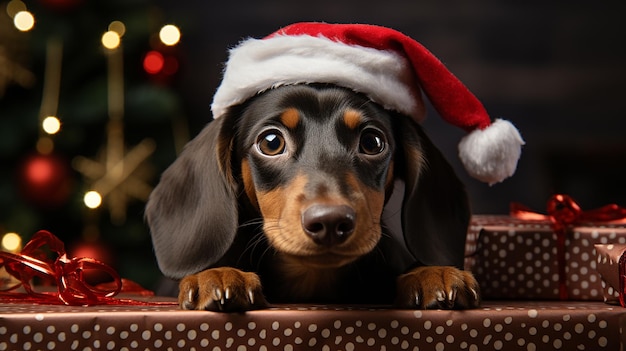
[73,25,155,225]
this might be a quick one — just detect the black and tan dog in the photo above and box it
[146,84,480,311]
[145,22,524,312]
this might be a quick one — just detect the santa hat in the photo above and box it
[211,22,524,185]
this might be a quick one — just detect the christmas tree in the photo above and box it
[0,0,187,289]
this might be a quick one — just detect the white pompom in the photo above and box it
[458,119,525,185]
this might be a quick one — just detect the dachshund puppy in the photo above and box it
[146,84,480,311]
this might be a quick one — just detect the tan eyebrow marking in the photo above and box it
[280,108,300,129]
[343,109,362,130]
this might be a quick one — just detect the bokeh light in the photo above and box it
[42,116,61,135]
[1,232,21,252]
[108,20,126,37]
[84,191,102,209]
[6,0,27,18]
[13,10,34,31]
[159,24,181,46]
[101,31,120,50]
[143,51,164,74]
[36,137,54,155]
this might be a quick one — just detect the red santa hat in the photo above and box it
[211,22,524,184]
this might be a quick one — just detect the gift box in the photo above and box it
[467,195,626,301]
[594,243,626,306]
[0,300,624,351]
[1,235,623,351]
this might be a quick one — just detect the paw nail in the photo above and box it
[471,288,479,301]
[414,293,420,307]
[214,288,223,301]
[448,288,457,302]
[248,290,255,305]
[187,289,194,303]
[436,290,445,302]
[224,288,231,300]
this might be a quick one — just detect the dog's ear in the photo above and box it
[394,115,470,269]
[146,114,239,279]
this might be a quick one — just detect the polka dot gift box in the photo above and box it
[467,212,626,301]
[0,300,624,350]
[1,226,626,350]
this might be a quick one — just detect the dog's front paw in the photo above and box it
[178,267,267,312]
[395,266,480,310]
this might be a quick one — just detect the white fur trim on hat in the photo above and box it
[211,34,425,120]
[458,119,525,185]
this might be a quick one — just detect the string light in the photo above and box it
[84,191,103,209]
[42,116,61,135]
[13,10,34,31]
[159,24,181,46]
[2,232,22,252]
[101,31,121,50]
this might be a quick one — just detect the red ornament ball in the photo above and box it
[17,153,73,208]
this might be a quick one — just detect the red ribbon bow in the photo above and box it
[510,194,626,300]
[0,230,175,306]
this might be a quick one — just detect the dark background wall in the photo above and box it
[157,0,626,213]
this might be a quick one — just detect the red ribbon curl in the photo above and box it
[0,230,175,306]
[510,194,626,300]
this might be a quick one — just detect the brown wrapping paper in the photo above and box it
[0,300,623,350]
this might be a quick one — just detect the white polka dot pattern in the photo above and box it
[0,301,622,350]
[467,215,626,300]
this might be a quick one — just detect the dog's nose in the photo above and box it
[302,204,356,246]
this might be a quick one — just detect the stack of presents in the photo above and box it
[0,194,625,350]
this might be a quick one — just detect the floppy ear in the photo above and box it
[394,115,470,270]
[145,115,239,279]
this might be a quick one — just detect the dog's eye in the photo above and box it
[359,129,386,155]
[257,130,286,156]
